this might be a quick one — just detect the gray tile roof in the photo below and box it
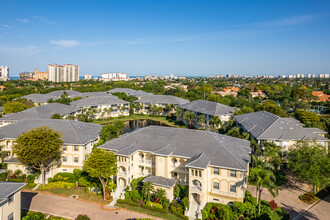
[0,181,26,204]
[47,90,83,98]
[142,175,177,188]
[0,118,101,145]
[70,96,129,108]
[21,94,57,103]
[135,95,189,105]
[81,92,112,97]
[178,100,236,116]
[234,111,329,141]
[108,88,153,98]
[0,103,81,122]
[0,169,5,174]
[99,126,250,171]
[4,158,20,164]
[185,152,210,169]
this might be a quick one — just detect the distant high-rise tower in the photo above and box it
[0,66,9,81]
[48,64,79,82]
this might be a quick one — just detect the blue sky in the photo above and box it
[1,0,330,76]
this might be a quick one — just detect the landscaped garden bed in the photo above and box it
[299,192,318,204]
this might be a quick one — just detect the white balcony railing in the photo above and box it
[146,160,152,164]
[211,189,237,198]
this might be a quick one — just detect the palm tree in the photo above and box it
[175,108,183,121]
[198,115,205,129]
[183,111,197,127]
[249,157,278,213]
[165,104,176,116]
[134,103,142,113]
[262,142,283,170]
[154,188,167,203]
[141,182,154,201]
[210,116,221,132]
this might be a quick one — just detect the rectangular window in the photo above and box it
[8,212,14,220]
[62,156,67,162]
[8,194,14,204]
[230,170,236,177]
[213,168,219,175]
[230,185,237,193]
[213,182,219,190]
[63,146,67,151]
[74,146,79,151]
[74,157,78,163]
[213,198,219,201]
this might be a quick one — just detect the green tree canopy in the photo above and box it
[288,141,330,194]
[51,113,62,119]
[3,101,27,114]
[83,148,117,200]
[13,126,63,186]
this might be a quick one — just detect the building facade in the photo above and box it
[48,64,79,82]
[99,126,250,216]
[0,182,26,220]
[2,119,101,183]
[0,66,9,81]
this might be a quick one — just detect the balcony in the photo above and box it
[191,185,202,192]
[211,189,237,198]
[146,159,152,164]
[118,171,127,176]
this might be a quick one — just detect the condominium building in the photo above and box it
[134,95,189,114]
[0,103,81,127]
[234,111,329,151]
[101,72,128,81]
[0,181,27,220]
[177,100,237,127]
[84,74,92,80]
[70,95,130,119]
[2,119,101,183]
[48,64,79,82]
[0,66,9,81]
[19,69,48,81]
[99,126,250,216]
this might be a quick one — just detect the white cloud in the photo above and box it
[246,15,316,28]
[16,18,31,23]
[33,16,57,25]
[0,45,42,57]
[50,40,80,48]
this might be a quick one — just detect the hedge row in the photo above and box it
[141,204,168,214]
[171,210,189,220]
[116,199,139,207]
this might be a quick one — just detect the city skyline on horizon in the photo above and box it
[1,0,330,76]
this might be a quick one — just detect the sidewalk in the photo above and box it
[22,191,158,220]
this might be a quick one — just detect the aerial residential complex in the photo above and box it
[48,64,80,82]
[177,100,237,127]
[234,111,329,151]
[99,126,250,214]
[2,119,101,182]
[108,88,153,99]
[0,181,26,220]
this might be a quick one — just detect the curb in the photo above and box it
[292,199,321,220]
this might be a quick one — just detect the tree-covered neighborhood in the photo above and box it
[0,76,329,220]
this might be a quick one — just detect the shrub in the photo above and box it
[171,209,189,220]
[146,201,163,209]
[48,177,53,183]
[0,171,8,181]
[182,197,189,210]
[27,183,37,188]
[52,172,77,183]
[141,204,168,213]
[73,169,83,179]
[22,211,46,220]
[27,174,36,183]
[117,199,139,207]
[38,181,75,190]
[130,189,141,201]
[269,200,278,210]
[75,215,91,220]
[299,193,317,204]
[78,176,91,187]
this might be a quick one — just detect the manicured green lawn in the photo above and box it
[116,203,183,220]
[38,188,108,204]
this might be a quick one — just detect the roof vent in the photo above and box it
[289,127,293,129]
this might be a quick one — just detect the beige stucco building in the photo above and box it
[1,119,101,183]
[99,126,250,217]
[0,181,26,220]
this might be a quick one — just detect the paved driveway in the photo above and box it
[300,195,330,220]
[247,174,312,218]
[22,191,158,220]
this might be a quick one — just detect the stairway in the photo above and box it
[187,201,200,219]
[109,186,125,206]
